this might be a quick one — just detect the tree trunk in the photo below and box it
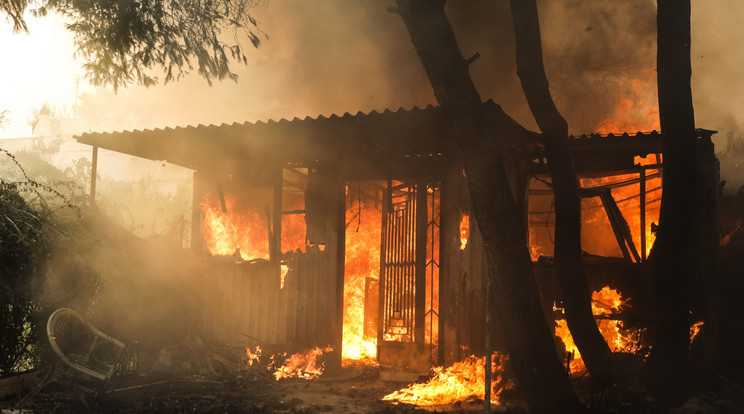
[508,0,614,384]
[645,0,696,398]
[395,1,583,412]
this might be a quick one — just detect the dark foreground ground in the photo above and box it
[1,366,743,414]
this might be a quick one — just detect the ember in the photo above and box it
[690,321,704,345]
[382,353,512,407]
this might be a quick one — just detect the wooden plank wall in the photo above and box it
[200,246,338,350]
[440,167,505,365]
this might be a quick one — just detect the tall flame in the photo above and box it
[343,198,381,364]
[382,353,513,407]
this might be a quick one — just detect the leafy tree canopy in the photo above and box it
[1,0,265,90]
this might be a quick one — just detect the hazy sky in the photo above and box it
[0,0,742,143]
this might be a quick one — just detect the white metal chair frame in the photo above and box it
[17,308,126,408]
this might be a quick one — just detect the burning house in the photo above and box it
[75,102,718,377]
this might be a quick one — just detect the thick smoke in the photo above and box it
[67,1,741,183]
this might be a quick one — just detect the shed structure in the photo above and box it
[77,103,710,369]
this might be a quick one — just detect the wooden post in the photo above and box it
[333,176,346,371]
[271,168,283,344]
[484,275,493,414]
[90,146,98,206]
[640,167,647,262]
[415,182,428,352]
[378,181,390,360]
[191,171,203,252]
[437,178,448,364]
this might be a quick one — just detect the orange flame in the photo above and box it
[280,264,289,289]
[579,172,661,259]
[270,346,333,380]
[343,199,381,365]
[382,353,513,406]
[555,286,639,374]
[245,346,262,367]
[201,193,269,261]
[690,321,704,346]
[459,212,469,251]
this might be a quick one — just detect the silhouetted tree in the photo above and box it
[645,0,698,398]
[394,1,584,412]
[508,0,615,384]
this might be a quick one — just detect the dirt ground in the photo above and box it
[3,366,744,414]
[0,367,514,414]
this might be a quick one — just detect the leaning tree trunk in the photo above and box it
[395,1,583,412]
[508,0,614,384]
[645,0,697,398]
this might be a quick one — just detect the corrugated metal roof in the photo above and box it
[75,102,670,174]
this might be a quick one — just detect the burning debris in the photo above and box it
[554,286,643,373]
[245,346,334,381]
[382,352,513,407]
[459,212,470,251]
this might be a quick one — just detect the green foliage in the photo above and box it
[0,182,43,375]
[0,147,80,377]
[50,0,265,90]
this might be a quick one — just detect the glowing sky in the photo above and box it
[0,13,90,138]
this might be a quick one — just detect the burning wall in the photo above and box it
[197,169,343,352]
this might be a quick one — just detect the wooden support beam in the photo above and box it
[90,145,98,206]
[415,182,428,350]
[191,171,203,253]
[640,168,647,262]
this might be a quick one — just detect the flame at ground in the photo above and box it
[555,286,638,373]
[382,353,512,406]
[343,197,381,365]
[245,346,262,367]
[269,346,333,380]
